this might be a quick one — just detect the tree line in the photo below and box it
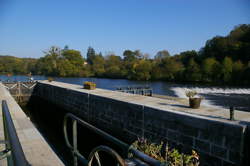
[0,24,250,85]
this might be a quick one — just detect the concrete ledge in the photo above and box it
[0,83,64,166]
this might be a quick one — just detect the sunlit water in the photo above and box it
[1,75,250,111]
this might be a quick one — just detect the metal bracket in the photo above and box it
[0,148,11,160]
[0,140,11,160]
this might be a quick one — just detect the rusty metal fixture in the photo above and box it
[88,145,126,166]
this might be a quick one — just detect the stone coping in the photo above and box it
[40,80,250,126]
[0,83,64,166]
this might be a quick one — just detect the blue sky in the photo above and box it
[0,0,249,58]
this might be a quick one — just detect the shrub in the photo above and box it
[131,138,199,166]
[185,90,197,98]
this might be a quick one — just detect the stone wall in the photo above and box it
[33,82,249,166]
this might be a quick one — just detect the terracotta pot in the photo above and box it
[189,98,202,109]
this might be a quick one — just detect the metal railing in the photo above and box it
[1,100,30,166]
[63,113,161,166]
[2,82,37,103]
[116,85,153,96]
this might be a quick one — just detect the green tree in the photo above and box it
[175,50,198,66]
[131,60,152,80]
[185,58,201,82]
[154,50,170,60]
[86,47,96,64]
[104,54,124,78]
[152,57,184,81]
[221,57,233,82]
[232,60,244,84]
[202,57,219,82]
[91,54,105,77]
[123,50,137,61]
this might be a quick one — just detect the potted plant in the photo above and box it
[48,77,54,82]
[185,90,202,109]
[83,81,96,90]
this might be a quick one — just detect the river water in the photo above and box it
[1,75,250,111]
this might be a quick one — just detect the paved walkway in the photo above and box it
[0,83,64,166]
[43,81,250,124]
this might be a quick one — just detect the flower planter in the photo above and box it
[48,77,54,82]
[189,98,202,109]
[83,82,96,90]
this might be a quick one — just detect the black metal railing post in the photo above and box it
[230,106,235,121]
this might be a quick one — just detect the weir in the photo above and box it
[0,81,250,166]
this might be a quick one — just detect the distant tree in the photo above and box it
[185,58,201,82]
[57,59,74,77]
[200,24,250,62]
[86,47,96,64]
[36,46,62,75]
[123,50,136,61]
[232,60,244,84]
[61,49,85,76]
[151,57,184,81]
[221,57,233,82]
[104,54,123,78]
[62,49,84,64]
[63,45,69,51]
[43,46,61,58]
[175,50,198,65]
[202,57,219,82]
[91,54,105,77]
[134,50,148,59]
[242,64,250,84]
[97,52,103,57]
[154,50,170,60]
[131,60,152,80]
[229,24,250,42]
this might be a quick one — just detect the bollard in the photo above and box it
[230,106,235,121]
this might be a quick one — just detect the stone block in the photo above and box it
[167,129,179,141]
[195,139,210,153]
[222,161,235,166]
[178,134,194,146]
[229,150,241,164]
[211,145,227,160]
[198,129,210,141]
[224,136,243,152]
[178,126,198,137]
[199,152,223,166]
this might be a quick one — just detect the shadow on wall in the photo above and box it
[201,93,250,112]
